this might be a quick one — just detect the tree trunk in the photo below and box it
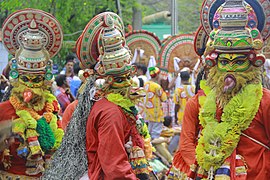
[132,0,142,30]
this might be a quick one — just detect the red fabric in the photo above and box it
[86,98,137,180]
[173,88,270,179]
[173,93,201,173]
[55,87,71,113]
[61,100,78,130]
[0,100,40,177]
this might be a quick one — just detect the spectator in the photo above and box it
[60,54,76,83]
[173,70,195,125]
[144,67,167,139]
[54,74,75,113]
[69,62,82,97]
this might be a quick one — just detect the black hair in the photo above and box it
[65,54,76,65]
[195,67,206,94]
[180,71,190,81]
[73,62,81,75]
[137,64,147,75]
[163,116,172,127]
[55,74,66,87]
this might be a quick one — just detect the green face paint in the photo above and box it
[217,53,251,72]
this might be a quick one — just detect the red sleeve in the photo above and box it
[262,89,270,145]
[97,106,137,179]
[173,94,200,172]
[180,94,200,165]
[61,100,78,130]
[0,101,17,122]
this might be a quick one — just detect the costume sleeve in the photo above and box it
[179,94,200,165]
[173,88,180,105]
[156,85,167,102]
[61,100,78,130]
[97,107,137,180]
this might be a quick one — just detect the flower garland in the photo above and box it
[8,90,64,174]
[196,83,263,171]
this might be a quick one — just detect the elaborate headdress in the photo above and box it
[158,34,199,73]
[195,0,270,68]
[76,12,134,77]
[125,30,161,66]
[2,8,63,85]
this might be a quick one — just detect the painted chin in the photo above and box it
[223,74,236,93]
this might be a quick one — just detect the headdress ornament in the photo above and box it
[76,12,134,76]
[2,8,63,80]
[195,0,270,67]
[158,34,199,73]
[125,30,161,66]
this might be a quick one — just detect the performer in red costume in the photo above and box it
[168,0,270,179]
[0,9,64,179]
[43,12,153,180]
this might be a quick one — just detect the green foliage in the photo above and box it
[0,0,134,40]
[177,0,203,34]
[0,0,134,67]
[141,0,204,34]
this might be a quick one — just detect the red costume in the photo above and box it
[0,9,63,179]
[169,0,270,179]
[86,98,136,179]
[62,100,78,130]
[43,12,152,179]
[173,89,270,179]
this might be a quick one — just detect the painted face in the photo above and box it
[19,74,44,88]
[217,53,251,72]
[111,74,132,89]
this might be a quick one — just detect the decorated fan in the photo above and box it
[125,30,161,66]
[158,34,199,73]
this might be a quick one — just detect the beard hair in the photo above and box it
[206,66,262,108]
[11,84,46,111]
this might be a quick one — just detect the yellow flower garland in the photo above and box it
[196,83,263,171]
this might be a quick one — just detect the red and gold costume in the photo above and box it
[169,0,270,179]
[0,9,64,179]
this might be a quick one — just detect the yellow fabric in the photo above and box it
[144,81,167,122]
[173,85,195,124]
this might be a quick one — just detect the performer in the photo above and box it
[169,0,270,179]
[0,9,64,178]
[43,12,153,180]
[173,70,195,125]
